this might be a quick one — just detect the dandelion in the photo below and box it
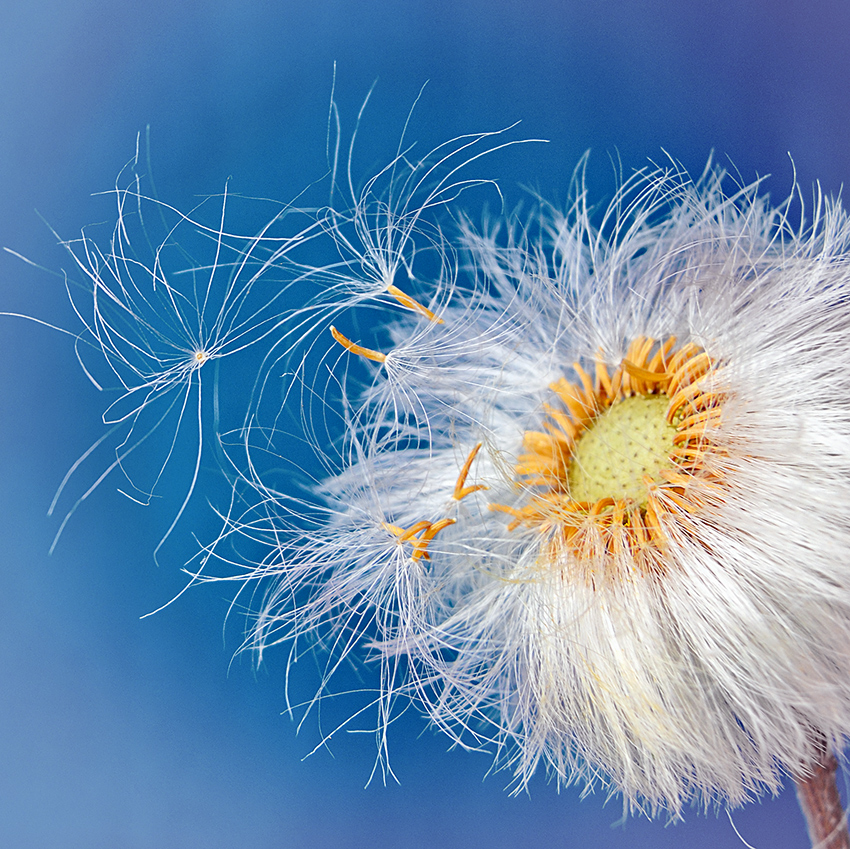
[216,149,850,843]
[22,93,850,844]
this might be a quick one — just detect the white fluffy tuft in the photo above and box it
[221,148,850,816]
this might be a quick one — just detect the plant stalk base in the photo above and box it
[795,747,849,849]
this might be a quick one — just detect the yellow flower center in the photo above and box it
[490,336,723,581]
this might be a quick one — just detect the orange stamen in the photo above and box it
[384,517,457,561]
[550,377,595,423]
[543,403,579,441]
[668,351,712,396]
[454,443,488,500]
[387,284,444,323]
[647,336,677,374]
[330,326,387,363]
[622,359,669,386]
[594,354,613,398]
[572,362,596,402]
[665,342,701,377]
[397,520,432,541]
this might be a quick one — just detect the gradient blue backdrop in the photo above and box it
[2,1,848,847]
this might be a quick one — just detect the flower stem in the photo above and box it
[795,744,849,849]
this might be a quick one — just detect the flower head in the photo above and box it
[213,153,850,817]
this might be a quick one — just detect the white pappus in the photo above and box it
[211,145,850,820]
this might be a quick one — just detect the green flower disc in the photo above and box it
[567,395,677,507]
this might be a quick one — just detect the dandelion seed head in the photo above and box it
[228,148,850,818]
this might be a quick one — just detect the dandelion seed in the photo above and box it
[33,135,321,555]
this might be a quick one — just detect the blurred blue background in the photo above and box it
[2,1,847,846]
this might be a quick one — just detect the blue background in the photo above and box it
[2,1,848,846]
